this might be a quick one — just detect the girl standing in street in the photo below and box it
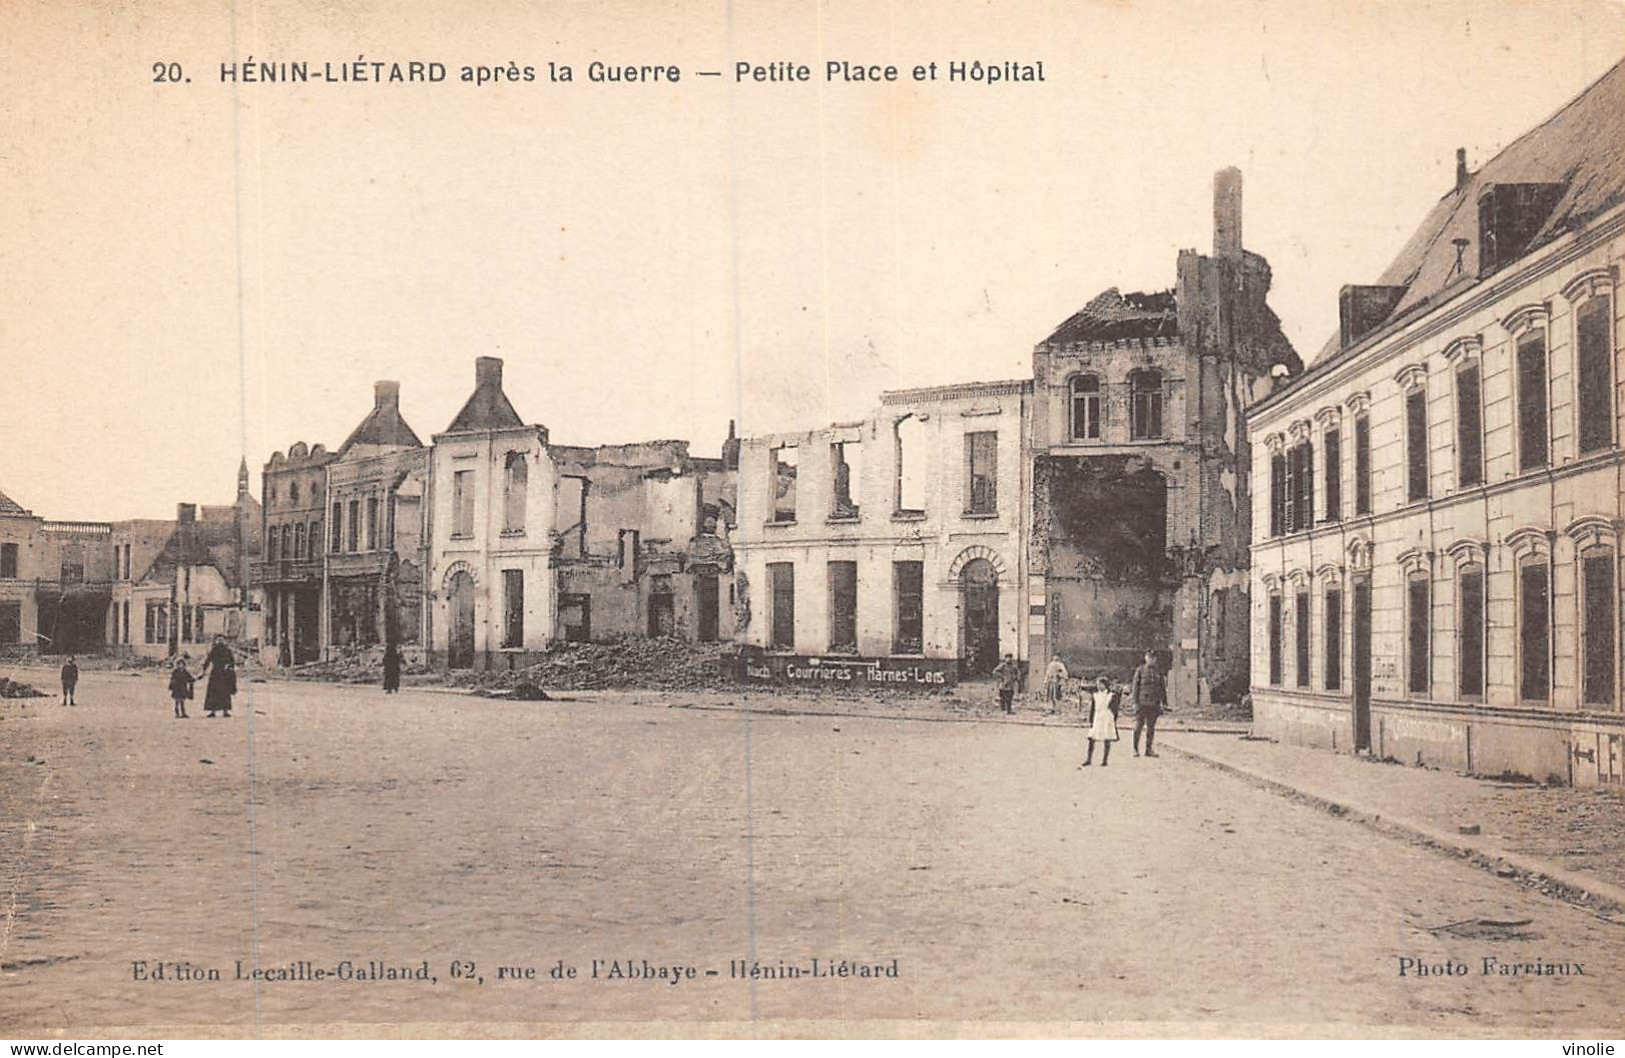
[168,656,195,719]
[1080,676,1120,767]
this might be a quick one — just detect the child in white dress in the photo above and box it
[1080,676,1120,767]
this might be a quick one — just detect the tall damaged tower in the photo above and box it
[1026,168,1301,706]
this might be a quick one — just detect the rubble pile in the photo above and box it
[474,636,730,692]
[291,652,433,684]
[0,677,45,698]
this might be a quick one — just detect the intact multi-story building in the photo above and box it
[322,381,430,659]
[733,379,1032,687]
[1247,61,1625,786]
[1027,169,1300,704]
[260,441,334,665]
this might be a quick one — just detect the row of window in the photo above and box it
[122,601,209,646]
[266,520,322,561]
[329,496,385,554]
[448,455,530,539]
[266,476,321,509]
[764,559,928,655]
[1,544,101,583]
[1266,547,1618,707]
[1268,290,1615,538]
[769,430,1001,525]
[1068,369,1166,442]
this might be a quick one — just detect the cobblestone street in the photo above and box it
[3,669,1623,1037]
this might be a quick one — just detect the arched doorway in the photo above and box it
[961,558,999,677]
[447,571,476,669]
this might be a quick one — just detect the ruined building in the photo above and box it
[115,463,263,658]
[1248,61,1625,785]
[0,487,116,656]
[427,357,736,671]
[733,380,1032,687]
[1028,169,1300,705]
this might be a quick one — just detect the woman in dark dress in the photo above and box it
[382,641,402,694]
[199,635,237,717]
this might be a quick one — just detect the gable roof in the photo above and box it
[1311,57,1625,365]
[338,403,423,454]
[445,387,524,433]
[144,496,261,588]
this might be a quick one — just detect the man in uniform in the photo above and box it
[1129,649,1167,757]
[992,653,1021,715]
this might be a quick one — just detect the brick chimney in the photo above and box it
[1213,167,1243,259]
[1456,148,1469,191]
[375,379,401,409]
[475,356,503,393]
[176,502,197,524]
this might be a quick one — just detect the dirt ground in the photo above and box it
[2,668,1623,1038]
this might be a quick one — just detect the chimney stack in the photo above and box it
[177,502,197,524]
[475,356,503,392]
[374,379,401,409]
[1456,148,1469,191]
[1213,167,1243,259]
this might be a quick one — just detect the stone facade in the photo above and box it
[0,491,116,656]
[321,381,430,663]
[259,441,334,665]
[733,380,1032,684]
[551,441,737,648]
[1247,63,1625,786]
[426,357,737,671]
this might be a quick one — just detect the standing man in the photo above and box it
[1042,654,1070,714]
[60,655,79,706]
[992,653,1021,715]
[1129,649,1167,757]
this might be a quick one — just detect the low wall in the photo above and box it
[723,653,962,690]
[1252,689,1625,787]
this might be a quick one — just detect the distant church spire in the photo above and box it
[237,457,250,498]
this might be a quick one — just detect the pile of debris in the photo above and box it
[0,677,45,699]
[289,651,433,684]
[467,636,730,693]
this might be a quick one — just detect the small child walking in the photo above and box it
[168,657,195,719]
[1080,676,1120,767]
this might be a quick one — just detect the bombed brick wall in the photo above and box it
[1034,454,1175,678]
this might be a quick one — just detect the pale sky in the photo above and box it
[3,0,1624,521]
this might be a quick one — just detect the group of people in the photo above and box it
[165,636,240,718]
[1027,649,1169,767]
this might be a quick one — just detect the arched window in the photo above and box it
[1563,272,1616,455]
[1505,306,1550,473]
[1129,369,1163,440]
[267,525,279,560]
[281,524,292,561]
[1070,375,1101,440]
[1508,527,1553,704]
[290,481,300,505]
[503,451,528,533]
[295,522,306,558]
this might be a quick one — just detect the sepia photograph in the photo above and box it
[2,0,1625,1043]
